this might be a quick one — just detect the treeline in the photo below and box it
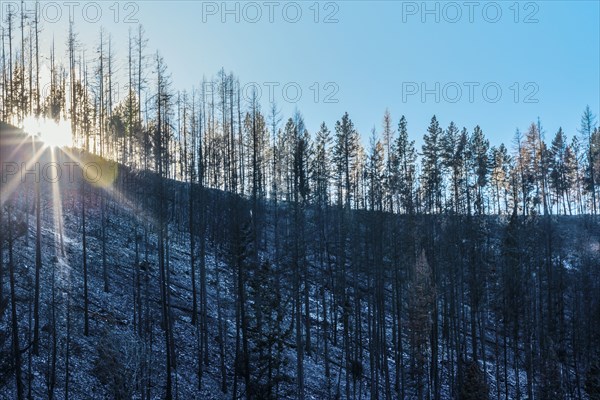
[1,12,599,216]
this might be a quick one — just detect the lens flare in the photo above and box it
[22,116,73,148]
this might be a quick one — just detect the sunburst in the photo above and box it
[22,116,73,148]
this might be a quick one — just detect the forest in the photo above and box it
[1,5,600,400]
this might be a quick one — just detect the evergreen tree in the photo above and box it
[490,144,511,214]
[421,115,444,213]
[313,122,332,208]
[442,121,466,213]
[367,128,385,211]
[333,112,360,209]
[470,125,490,215]
[392,115,417,214]
[549,128,570,213]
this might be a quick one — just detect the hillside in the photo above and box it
[2,122,600,399]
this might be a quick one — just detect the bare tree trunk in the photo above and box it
[33,138,41,354]
[8,204,24,400]
[81,171,89,336]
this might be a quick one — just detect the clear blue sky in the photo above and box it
[7,0,600,148]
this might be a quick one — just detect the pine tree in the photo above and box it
[367,128,385,212]
[549,128,569,213]
[333,112,360,209]
[514,128,535,215]
[391,115,415,214]
[522,122,545,214]
[490,144,511,214]
[313,122,331,209]
[470,125,490,215]
[563,143,577,214]
[421,115,444,213]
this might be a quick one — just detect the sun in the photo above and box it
[22,116,73,148]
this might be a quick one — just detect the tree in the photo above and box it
[442,121,464,213]
[333,112,360,209]
[549,128,571,214]
[490,144,511,214]
[382,109,395,211]
[7,203,25,400]
[81,160,89,336]
[514,129,534,215]
[311,121,334,388]
[421,116,444,213]
[153,52,174,400]
[367,129,385,212]
[580,106,598,214]
[470,125,490,215]
[291,113,311,400]
[243,90,268,226]
[409,250,435,400]
[313,122,331,209]
[230,204,251,400]
[246,259,291,398]
[522,122,546,214]
[460,361,489,400]
[563,143,578,214]
[33,136,42,354]
[392,115,417,214]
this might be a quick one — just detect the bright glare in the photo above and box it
[22,116,73,148]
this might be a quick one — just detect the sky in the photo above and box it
[4,0,599,148]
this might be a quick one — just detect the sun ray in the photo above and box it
[0,145,47,208]
[49,147,66,258]
[60,148,159,229]
[22,116,73,149]
[4,133,35,162]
